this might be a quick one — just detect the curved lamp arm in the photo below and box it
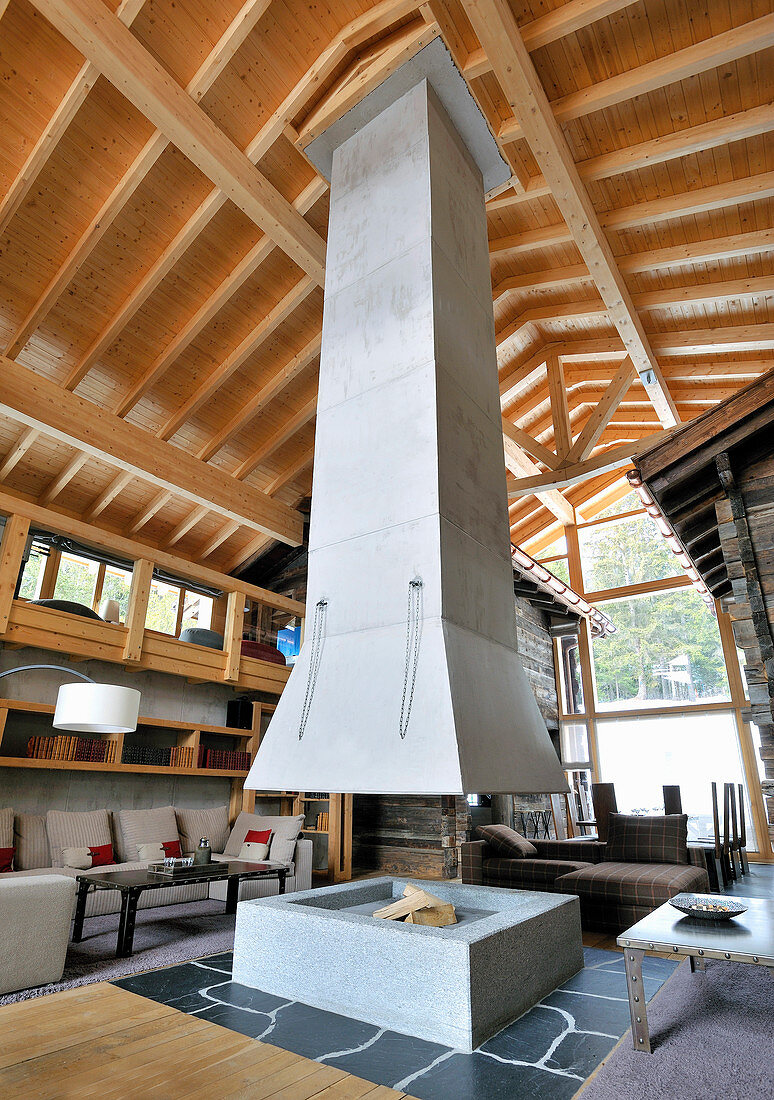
[0,665,96,684]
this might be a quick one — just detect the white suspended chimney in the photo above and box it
[247,44,568,795]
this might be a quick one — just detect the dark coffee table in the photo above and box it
[72,862,286,957]
[618,895,774,1052]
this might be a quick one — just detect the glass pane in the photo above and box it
[180,591,214,634]
[592,587,730,710]
[566,768,595,835]
[539,557,570,585]
[750,723,772,839]
[100,565,132,621]
[561,722,589,766]
[556,634,584,714]
[18,545,46,600]
[533,534,566,558]
[581,512,681,592]
[591,490,641,521]
[596,711,755,846]
[53,552,99,607]
[146,578,180,635]
[277,618,301,664]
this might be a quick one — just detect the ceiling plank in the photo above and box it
[462,0,678,428]
[197,334,322,462]
[30,0,326,286]
[112,177,326,417]
[0,358,303,546]
[566,357,636,463]
[7,0,274,363]
[497,12,774,141]
[0,0,147,237]
[158,276,316,442]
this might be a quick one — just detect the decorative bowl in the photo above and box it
[669,893,748,921]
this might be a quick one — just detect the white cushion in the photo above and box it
[239,840,269,861]
[61,846,92,870]
[137,842,166,861]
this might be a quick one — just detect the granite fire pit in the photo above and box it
[232,877,583,1050]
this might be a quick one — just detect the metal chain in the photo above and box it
[399,578,423,740]
[298,598,328,741]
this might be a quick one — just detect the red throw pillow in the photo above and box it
[244,829,272,846]
[0,846,14,872]
[88,843,115,867]
[161,840,182,858]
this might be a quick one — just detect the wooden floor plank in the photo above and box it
[0,984,406,1100]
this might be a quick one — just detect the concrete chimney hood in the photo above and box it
[246,42,568,795]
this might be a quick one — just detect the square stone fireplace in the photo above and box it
[232,877,583,1051]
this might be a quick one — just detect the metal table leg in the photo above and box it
[116,888,142,957]
[72,879,91,942]
[225,875,240,914]
[623,947,651,1053]
[278,870,286,895]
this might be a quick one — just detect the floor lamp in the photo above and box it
[0,665,140,733]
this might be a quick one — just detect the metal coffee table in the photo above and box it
[618,895,774,1052]
[72,861,286,958]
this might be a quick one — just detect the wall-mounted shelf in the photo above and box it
[293,792,353,883]
[0,756,248,778]
[0,697,252,739]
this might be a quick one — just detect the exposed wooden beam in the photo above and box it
[0,428,38,482]
[40,454,89,505]
[196,521,240,561]
[619,227,774,275]
[112,178,326,416]
[546,352,572,460]
[0,0,147,237]
[159,277,316,442]
[493,265,592,299]
[0,514,31,633]
[123,558,153,663]
[501,418,557,470]
[84,471,133,522]
[223,590,246,682]
[222,532,271,575]
[463,0,678,427]
[263,449,315,495]
[233,395,317,481]
[0,358,303,546]
[496,302,608,347]
[163,505,209,549]
[198,334,322,462]
[0,485,305,615]
[507,432,670,496]
[489,223,573,256]
[499,347,553,402]
[602,169,774,233]
[7,0,274,363]
[497,12,774,142]
[633,274,774,313]
[566,357,636,463]
[128,491,172,536]
[30,0,326,287]
[502,431,574,524]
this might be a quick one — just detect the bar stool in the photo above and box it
[737,783,750,874]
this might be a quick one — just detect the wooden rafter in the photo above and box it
[30,0,327,287]
[565,358,637,464]
[0,358,303,546]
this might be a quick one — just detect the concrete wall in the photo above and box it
[0,647,237,814]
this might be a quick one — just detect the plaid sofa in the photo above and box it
[461,836,710,932]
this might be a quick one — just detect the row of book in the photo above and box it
[27,736,119,763]
[314,812,330,832]
[25,737,249,772]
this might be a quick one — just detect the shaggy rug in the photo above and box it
[0,900,235,1005]
[578,958,774,1100]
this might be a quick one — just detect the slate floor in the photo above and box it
[115,947,676,1099]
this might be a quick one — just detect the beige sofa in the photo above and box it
[0,875,76,994]
[0,805,313,920]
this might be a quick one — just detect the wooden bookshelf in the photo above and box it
[0,757,248,778]
[293,791,353,883]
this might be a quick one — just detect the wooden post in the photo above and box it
[223,589,245,683]
[123,558,154,663]
[0,514,30,633]
[38,547,60,600]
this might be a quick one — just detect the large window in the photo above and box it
[596,711,754,845]
[580,511,681,593]
[53,551,100,607]
[146,578,181,635]
[592,587,730,710]
[18,544,46,600]
[99,564,132,620]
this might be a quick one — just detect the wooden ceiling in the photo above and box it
[0,0,772,577]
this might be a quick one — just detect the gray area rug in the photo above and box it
[0,900,234,1005]
[579,958,774,1100]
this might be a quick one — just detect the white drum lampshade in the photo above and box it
[53,682,141,734]
[100,598,121,623]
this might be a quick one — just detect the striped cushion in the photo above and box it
[0,807,13,849]
[476,824,537,858]
[175,805,230,854]
[46,809,112,868]
[224,813,304,864]
[13,813,50,870]
[117,805,179,861]
[605,813,689,865]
